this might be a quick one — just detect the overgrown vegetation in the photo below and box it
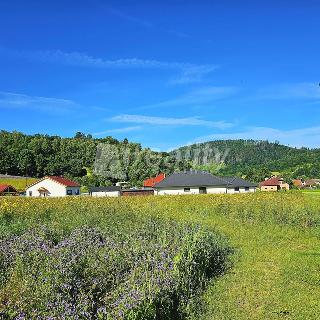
[1,192,320,319]
[0,197,231,319]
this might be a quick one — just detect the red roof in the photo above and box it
[260,178,283,186]
[0,184,18,193]
[48,176,80,187]
[143,173,166,187]
[292,179,303,187]
[26,176,80,189]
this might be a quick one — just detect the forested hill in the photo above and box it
[1,131,320,186]
[0,130,187,187]
[170,140,320,181]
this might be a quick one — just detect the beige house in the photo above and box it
[260,177,290,192]
[26,176,80,197]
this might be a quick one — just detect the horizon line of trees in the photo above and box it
[1,130,320,186]
[0,130,188,187]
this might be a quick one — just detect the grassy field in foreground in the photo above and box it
[0,177,38,191]
[1,192,320,319]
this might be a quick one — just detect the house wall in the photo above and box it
[156,186,256,195]
[260,186,278,192]
[90,191,120,197]
[227,187,256,194]
[65,187,81,196]
[207,187,229,194]
[26,179,80,197]
[280,183,290,190]
[156,186,226,195]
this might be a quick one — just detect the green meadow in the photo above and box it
[0,177,37,192]
[0,192,319,319]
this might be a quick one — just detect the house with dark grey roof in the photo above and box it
[89,186,121,197]
[153,170,257,195]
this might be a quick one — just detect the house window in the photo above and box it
[75,189,80,195]
[245,187,250,192]
[184,187,190,192]
[235,187,240,192]
[66,190,73,196]
[199,187,207,194]
[29,191,32,196]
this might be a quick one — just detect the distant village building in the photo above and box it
[292,179,305,189]
[116,181,130,188]
[143,173,166,188]
[26,176,80,197]
[0,184,19,196]
[304,179,320,189]
[259,177,290,192]
[153,170,257,195]
[89,186,121,197]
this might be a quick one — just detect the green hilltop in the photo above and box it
[170,139,320,182]
[1,131,320,187]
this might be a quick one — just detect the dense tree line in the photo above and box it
[2,131,320,186]
[171,139,320,182]
[0,131,187,187]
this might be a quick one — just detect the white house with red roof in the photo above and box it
[26,176,80,197]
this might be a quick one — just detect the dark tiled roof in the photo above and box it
[89,186,121,193]
[154,171,227,188]
[222,176,257,188]
[154,171,256,188]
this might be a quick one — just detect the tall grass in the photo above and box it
[0,192,319,319]
[0,197,231,319]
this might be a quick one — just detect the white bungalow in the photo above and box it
[153,170,257,195]
[89,186,121,197]
[26,176,80,197]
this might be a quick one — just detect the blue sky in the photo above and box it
[1,0,320,150]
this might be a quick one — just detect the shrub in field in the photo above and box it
[0,219,231,319]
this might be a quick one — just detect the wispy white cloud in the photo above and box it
[188,126,320,148]
[24,50,183,69]
[107,8,154,28]
[134,86,238,111]
[93,126,142,136]
[110,114,234,129]
[107,7,191,39]
[0,91,77,113]
[6,48,217,85]
[170,65,219,85]
[255,82,320,100]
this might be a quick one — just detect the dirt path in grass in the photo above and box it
[190,215,320,320]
